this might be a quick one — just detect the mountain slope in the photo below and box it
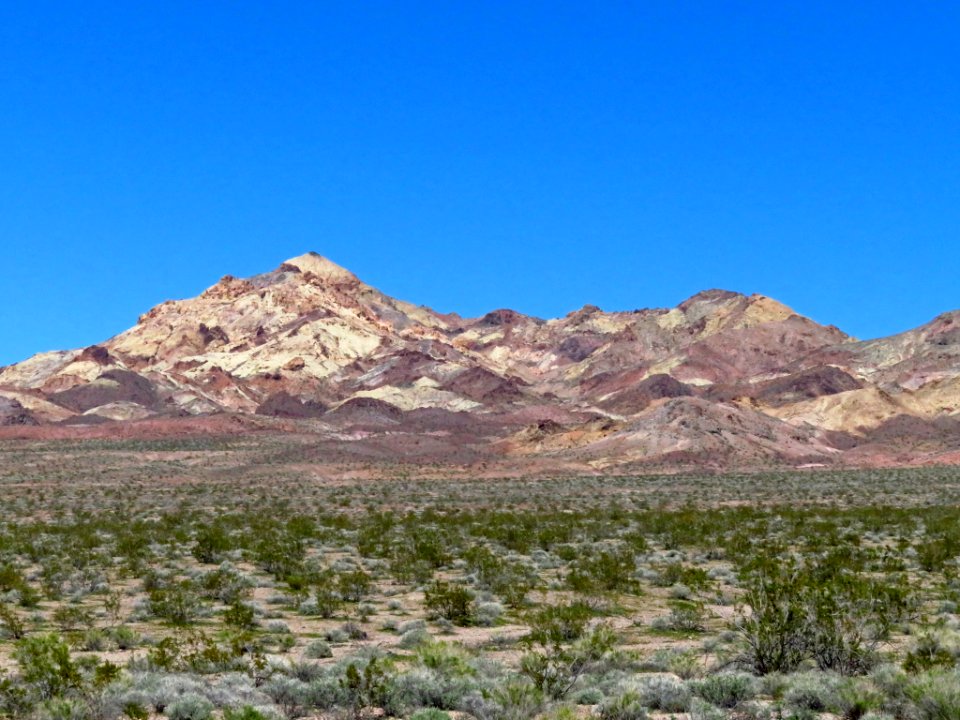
[2,252,958,471]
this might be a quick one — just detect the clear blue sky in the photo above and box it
[1,3,958,366]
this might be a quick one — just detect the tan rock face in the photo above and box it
[2,252,960,469]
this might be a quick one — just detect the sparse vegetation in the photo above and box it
[0,440,958,718]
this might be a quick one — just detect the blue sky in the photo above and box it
[1,2,958,365]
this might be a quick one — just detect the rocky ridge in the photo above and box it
[2,252,958,471]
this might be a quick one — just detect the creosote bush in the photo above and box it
[424,582,476,626]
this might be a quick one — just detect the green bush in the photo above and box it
[833,678,883,720]
[653,603,706,633]
[904,634,957,673]
[566,547,637,594]
[525,602,593,644]
[338,569,373,603]
[311,568,343,618]
[655,563,712,591]
[905,670,960,720]
[340,657,392,720]
[409,709,451,720]
[0,603,25,640]
[122,701,149,720]
[148,581,202,626]
[424,582,475,626]
[222,707,269,720]
[734,559,808,675]
[520,624,616,699]
[192,523,234,564]
[224,601,257,630]
[13,633,82,700]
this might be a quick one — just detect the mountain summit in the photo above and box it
[282,252,360,283]
[1,255,958,470]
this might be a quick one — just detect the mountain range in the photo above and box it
[3,252,959,472]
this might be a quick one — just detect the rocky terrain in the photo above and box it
[2,252,959,471]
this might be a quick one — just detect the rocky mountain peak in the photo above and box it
[2,255,959,471]
[282,252,359,284]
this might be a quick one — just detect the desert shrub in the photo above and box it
[13,633,83,700]
[0,564,38,607]
[869,664,912,719]
[51,605,93,633]
[598,690,648,720]
[487,680,545,720]
[384,666,478,715]
[652,602,706,633]
[340,657,393,720]
[903,633,957,673]
[415,642,475,677]
[735,548,901,676]
[0,670,33,718]
[338,570,373,603]
[324,627,349,644]
[271,634,296,654]
[783,672,844,714]
[224,601,257,630]
[192,523,234,564]
[424,582,475,626]
[263,676,311,718]
[78,628,108,651]
[733,559,808,675]
[302,673,344,711]
[905,670,960,720]
[107,625,141,650]
[691,672,756,708]
[148,581,202,626]
[832,678,884,720]
[636,675,691,712]
[121,701,150,720]
[198,565,251,605]
[310,569,343,618]
[805,580,884,676]
[140,631,249,675]
[566,547,637,594]
[166,694,214,720]
[689,698,729,720]
[222,708,271,720]
[573,687,603,705]
[520,624,617,699]
[463,545,539,608]
[266,620,292,634]
[407,527,452,570]
[475,601,504,627]
[409,710,451,720]
[253,529,305,580]
[0,603,25,639]
[916,531,960,573]
[667,650,702,680]
[340,622,367,640]
[525,602,593,644]
[654,563,712,591]
[400,627,432,648]
[281,661,323,685]
[305,640,333,659]
[38,698,88,720]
